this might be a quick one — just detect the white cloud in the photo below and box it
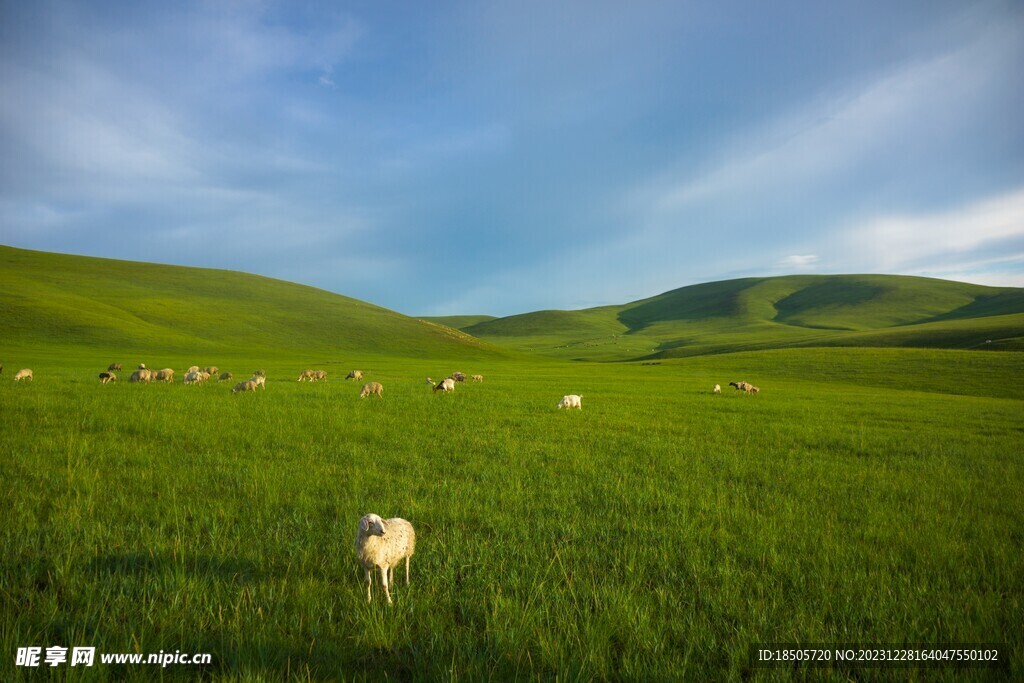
[779,254,819,270]
[836,186,1024,282]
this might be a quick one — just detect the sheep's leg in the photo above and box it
[380,566,392,604]
[365,568,373,602]
[404,556,410,585]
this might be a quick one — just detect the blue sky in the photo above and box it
[1,1,1022,316]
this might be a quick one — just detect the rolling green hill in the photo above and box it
[463,274,1024,360]
[0,245,501,360]
[419,314,497,329]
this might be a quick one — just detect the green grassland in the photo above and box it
[1,247,1022,679]
[0,246,499,360]
[463,275,1024,360]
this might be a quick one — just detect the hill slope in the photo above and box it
[463,274,1024,360]
[0,245,500,359]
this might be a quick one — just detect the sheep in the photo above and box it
[204,366,219,376]
[250,375,266,390]
[156,368,175,383]
[728,381,750,392]
[107,363,122,372]
[297,369,315,382]
[346,370,363,381]
[425,377,433,385]
[355,514,416,604]
[745,385,760,396]
[713,384,721,394]
[557,394,583,410]
[219,372,233,382]
[471,374,484,382]
[14,368,33,382]
[138,363,146,370]
[99,372,116,384]
[184,370,210,385]
[129,369,151,383]
[360,381,383,398]
[451,372,467,383]
[186,365,200,374]
[313,370,328,382]
[232,379,258,393]
[433,377,455,394]
[253,369,266,377]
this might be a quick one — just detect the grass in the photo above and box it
[0,245,501,359]
[1,248,1021,679]
[1,349,1021,680]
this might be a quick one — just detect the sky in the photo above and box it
[1,1,1022,316]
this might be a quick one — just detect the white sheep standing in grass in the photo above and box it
[359,381,383,398]
[433,377,455,394]
[13,369,33,382]
[130,369,152,383]
[186,365,200,374]
[472,374,484,382]
[346,370,363,381]
[99,372,116,384]
[250,375,266,390]
[713,384,721,394]
[232,379,258,393]
[558,394,583,409]
[355,513,416,603]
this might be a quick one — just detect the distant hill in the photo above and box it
[461,274,1024,360]
[0,245,501,359]
[419,315,497,329]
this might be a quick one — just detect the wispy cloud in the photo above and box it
[837,186,1024,283]
[779,255,819,270]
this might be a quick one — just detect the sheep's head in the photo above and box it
[359,514,387,536]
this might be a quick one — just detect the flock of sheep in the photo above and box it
[6,357,760,603]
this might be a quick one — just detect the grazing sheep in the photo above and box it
[451,372,467,383]
[250,375,266,390]
[232,379,258,393]
[472,374,484,382]
[186,365,200,374]
[253,369,266,377]
[107,363,122,372]
[360,381,384,398]
[204,366,219,376]
[313,370,328,382]
[184,370,210,385]
[297,369,315,382]
[713,384,721,394]
[558,394,583,410]
[346,370,363,381]
[745,385,760,396]
[433,377,455,394]
[14,368,33,382]
[355,514,416,604]
[129,369,151,383]
[99,372,116,384]
[728,381,750,392]
[219,372,233,382]
[156,368,175,383]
